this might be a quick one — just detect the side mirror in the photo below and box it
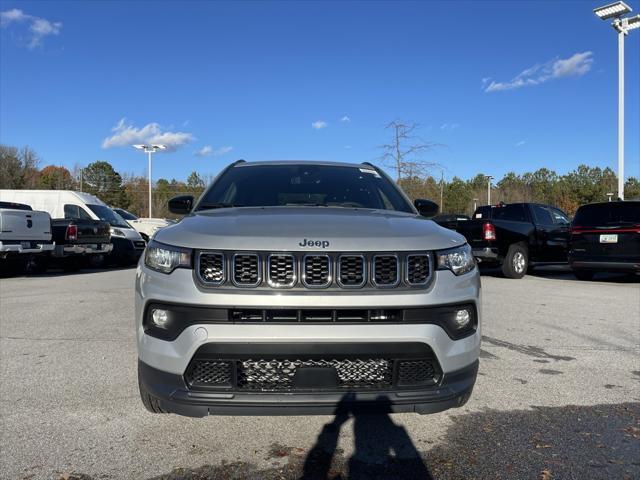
[414,199,439,218]
[168,195,194,215]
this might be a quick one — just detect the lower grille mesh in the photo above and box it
[184,355,441,391]
[237,358,392,391]
[185,360,232,387]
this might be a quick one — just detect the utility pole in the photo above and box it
[439,170,444,212]
[485,175,494,205]
[593,2,640,200]
[80,168,83,192]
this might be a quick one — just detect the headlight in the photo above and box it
[110,228,126,237]
[436,243,475,276]
[144,240,192,274]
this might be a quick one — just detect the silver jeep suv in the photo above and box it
[135,161,480,417]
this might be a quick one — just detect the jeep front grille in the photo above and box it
[233,254,260,286]
[406,254,431,285]
[198,252,225,285]
[196,251,434,290]
[302,255,331,287]
[268,254,296,287]
[337,255,366,287]
[373,255,399,287]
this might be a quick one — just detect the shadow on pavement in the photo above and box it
[60,402,640,480]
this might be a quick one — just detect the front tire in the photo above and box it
[501,244,528,279]
[138,374,168,414]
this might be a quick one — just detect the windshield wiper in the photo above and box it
[197,202,243,211]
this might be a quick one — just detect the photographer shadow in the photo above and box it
[300,394,433,480]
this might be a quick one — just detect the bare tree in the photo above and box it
[379,121,440,182]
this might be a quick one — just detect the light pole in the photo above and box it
[485,175,493,205]
[133,144,166,218]
[594,2,640,200]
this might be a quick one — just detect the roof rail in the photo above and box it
[230,159,246,166]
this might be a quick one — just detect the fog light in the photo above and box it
[151,308,169,328]
[453,309,471,328]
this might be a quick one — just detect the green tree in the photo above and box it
[624,177,640,200]
[443,177,473,214]
[82,161,128,207]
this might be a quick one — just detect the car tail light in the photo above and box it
[483,223,496,241]
[66,224,78,241]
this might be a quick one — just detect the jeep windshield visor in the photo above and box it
[197,164,413,213]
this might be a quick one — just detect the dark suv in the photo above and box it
[569,201,640,280]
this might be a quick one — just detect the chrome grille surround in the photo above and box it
[195,251,434,290]
[197,251,225,285]
[336,254,366,288]
[232,253,261,287]
[267,254,297,288]
[372,254,400,288]
[302,254,332,288]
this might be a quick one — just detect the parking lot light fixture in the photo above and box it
[594,1,631,19]
[594,2,639,200]
[133,144,167,217]
[485,175,493,205]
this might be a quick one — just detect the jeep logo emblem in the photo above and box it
[299,238,330,248]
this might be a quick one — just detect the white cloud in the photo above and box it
[0,9,62,49]
[484,51,594,93]
[312,120,327,130]
[195,145,233,157]
[440,123,460,131]
[102,118,194,151]
[340,115,351,123]
[515,140,526,147]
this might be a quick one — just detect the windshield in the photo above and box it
[115,209,138,221]
[197,164,413,213]
[87,204,130,228]
[573,202,640,227]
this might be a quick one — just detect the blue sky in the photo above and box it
[1,0,639,183]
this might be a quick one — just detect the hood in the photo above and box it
[154,207,465,251]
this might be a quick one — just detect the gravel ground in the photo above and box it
[0,266,638,480]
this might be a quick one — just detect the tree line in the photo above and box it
[1,143,638,218]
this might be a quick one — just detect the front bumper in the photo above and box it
[139,358,478,417]
[136,265,481,416]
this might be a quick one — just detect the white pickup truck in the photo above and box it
[0,201,55,275]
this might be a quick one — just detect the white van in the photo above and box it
[0,190,145,264]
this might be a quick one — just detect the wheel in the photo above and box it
[574,270,594,281]
[138,372,168,414]
[501,244,528,279]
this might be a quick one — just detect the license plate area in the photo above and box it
[599,234,618,244]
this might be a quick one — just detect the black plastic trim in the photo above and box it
[138,359,478,417]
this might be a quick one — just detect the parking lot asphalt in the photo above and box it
[0,267,638,480]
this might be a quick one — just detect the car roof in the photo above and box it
[235,160,372,169]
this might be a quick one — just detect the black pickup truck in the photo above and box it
[450,202,571,278]
[48,218,113,270]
